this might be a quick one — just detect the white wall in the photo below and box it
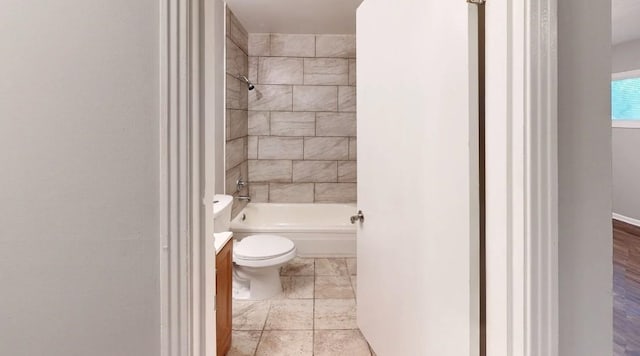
[0,1,161,355]
[558,0,613,355]
[612,39,640,221]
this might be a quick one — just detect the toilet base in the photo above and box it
[233,264,283,300]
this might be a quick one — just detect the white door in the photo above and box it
[356,1,480,355]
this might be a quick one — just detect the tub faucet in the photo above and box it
[237,195,251,202]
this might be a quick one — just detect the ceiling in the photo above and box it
[613,0,640,44]
[227,0,640,43]
[226,0,364,34]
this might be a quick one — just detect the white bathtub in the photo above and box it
[230,203,357,257]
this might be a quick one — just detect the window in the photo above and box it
[612,69,640,128]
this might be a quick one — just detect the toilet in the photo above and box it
[213,194,296,300]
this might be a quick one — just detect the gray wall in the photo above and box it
[246,33,357,203]
[612,39,640,221]
[558,0,613,355]
[225,7,250,218]
[0,1,161,355]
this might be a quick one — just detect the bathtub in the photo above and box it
[230,203,357,257]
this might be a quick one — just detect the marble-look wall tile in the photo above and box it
[293,86,338,112]
[315,183,357,203]
[227,74,249,110]
[248,57,258,83]
[226,164,241,195]
[269,183,314,203]
[249,85,292,111]
[226,6,231,35]
[248,111,270,135]
[228,109,248,140]
[248,33,270,56]
[292,161,337,182]
[316,35,356,58]
[227,9,248,54]
[270,112,315,136]
[245,33,357,203]
[249,183,269,203]
[338,161,357,183]
[258,137,304,160]
[304,137,349,160]
[270,34,315,57]
[225,11,249,213]
[303,58,349,85]
[230,161,249,217]
[348,59,356,86]
[247,136,258,159]
[226,137,245,169]
[249,160,292,182]
[227,37,248,77]
[349,137,357,160]
[316,113,356,137]
[258,57,303,85]
[338,86,356,112]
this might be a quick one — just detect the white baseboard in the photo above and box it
[612,212,640,227]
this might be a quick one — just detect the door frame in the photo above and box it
[485,0,558,355]
[162,0,561,354]
[159,0,219,355]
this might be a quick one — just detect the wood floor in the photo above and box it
[614,219,640,356]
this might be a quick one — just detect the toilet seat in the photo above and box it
[234,235,296,267]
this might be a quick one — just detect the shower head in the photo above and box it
[238,74,255,91]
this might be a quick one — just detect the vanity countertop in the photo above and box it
[214,232,233,255]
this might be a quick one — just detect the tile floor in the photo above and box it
[228,257,374,356]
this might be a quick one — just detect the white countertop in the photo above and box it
[214,231,233,254]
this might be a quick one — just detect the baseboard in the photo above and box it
[612,212,640,227]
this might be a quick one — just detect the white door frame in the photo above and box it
[485,0,558,355]
[161,0,561,354]
[159,0,219,355]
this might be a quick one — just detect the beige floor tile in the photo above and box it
[255,330,313,356]
[315,276,354,299]
[346,257,357,275]
[282,276,314,299]
[280,257,315,276]
[232,300,270,330]
[350,275,357,295]
[314,330,371,356]
[314,299,358,329]
[315,258,348,276]
[265,299,314,330]
[227,330,261,356]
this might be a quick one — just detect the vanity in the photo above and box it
[215,232,233,356]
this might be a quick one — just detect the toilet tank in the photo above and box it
[213,194,234,233]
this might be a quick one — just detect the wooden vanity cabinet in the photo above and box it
[216,241,232,356]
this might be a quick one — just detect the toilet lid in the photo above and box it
[234,235,295,261]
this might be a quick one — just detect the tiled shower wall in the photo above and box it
[247,33,357,203]
[225,8,249,218]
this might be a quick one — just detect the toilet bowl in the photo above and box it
[232,234,296,300]
[213,194,296,300]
